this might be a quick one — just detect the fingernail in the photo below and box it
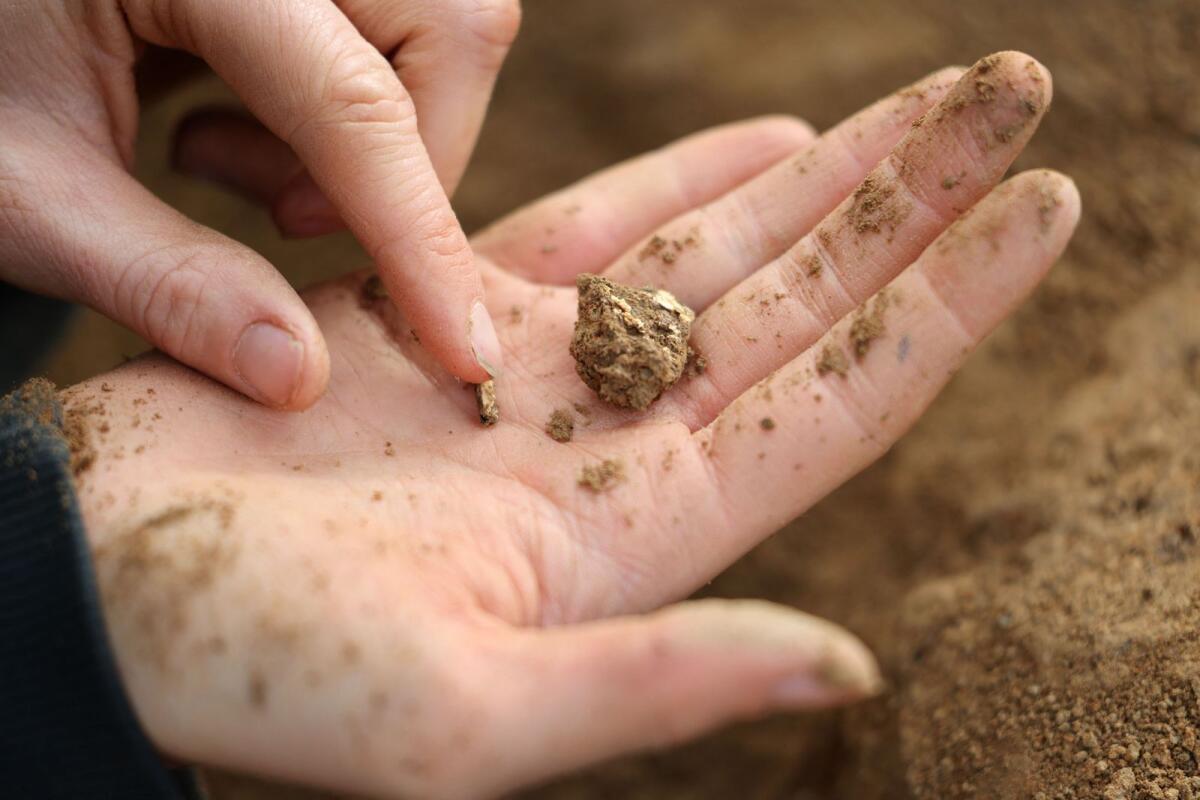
[233,322,304,407]
[468,301,503,378]
[773,640,884,706]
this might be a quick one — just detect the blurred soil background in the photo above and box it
[38,1,1200,797]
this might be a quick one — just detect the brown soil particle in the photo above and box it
[639,231,699,265]
[476,380,499,426]
[546,408,575,442]
[578,458,626,492]
[570,274,695,410]
[63,400,97,477]
[847,174,912,239]
[359,274,388,308]
[849,290,892,359]
[817,343,850,377]
[760,417,776,431]
[804,253,824,277]
[685,347,708,377]
[247,670,268,710]
[639,235,669,261]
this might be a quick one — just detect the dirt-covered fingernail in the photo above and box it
[469,301,503,378]
[233,322,304,407]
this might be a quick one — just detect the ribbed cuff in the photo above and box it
[0,379,201,799]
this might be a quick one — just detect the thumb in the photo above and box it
[486,599,882,795]
[3,146,328,409]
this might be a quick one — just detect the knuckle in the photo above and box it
[113,247,217,356]
[383,203,472,266]
[296,47,416,139]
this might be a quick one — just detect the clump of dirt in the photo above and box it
[817,343,851,377]
[476,380,499,426]
[849,290,892,359]
[578,458,625,492]
[358,274,388,308]
[570,274,695,410]
[847,174,911,238]
[546,408,575,442]
[639,230,700,265]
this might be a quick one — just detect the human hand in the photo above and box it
[70,52,1079,799]
[0,0,518,409]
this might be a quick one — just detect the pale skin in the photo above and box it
[68,53,1080,799]
[0,0,516,410]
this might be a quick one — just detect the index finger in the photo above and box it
[127,0,501,383]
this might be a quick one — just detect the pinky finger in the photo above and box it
[694,170,1080,568]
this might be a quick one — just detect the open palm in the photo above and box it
[72,52,1078,800]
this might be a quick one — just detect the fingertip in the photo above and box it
[1006,168,1082,247]
[743,114,819,146]
[971,50,1053,112]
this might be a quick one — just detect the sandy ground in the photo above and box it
[38,1,1200,797]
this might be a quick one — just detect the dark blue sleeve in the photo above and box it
[0,283,75,396]
[0,379,203,799]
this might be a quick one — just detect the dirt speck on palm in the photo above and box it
[546,409,574,442]
[570,274,695,410]
[578,458,625,492]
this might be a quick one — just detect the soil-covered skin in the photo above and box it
[42,1,1200,797]
[569,274,695,410]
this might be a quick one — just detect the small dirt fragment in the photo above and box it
[570,274,695,410]
[578,458,625,492]
[817,344,850,377]
[359,274,388,308]
[847,175,911,237]
[849,290,892,359]
[476,380,499,426]
[639,235,668,262]
[546,409,574,442]
[63,403,97,477]
[941,175,961,190]
[760,417,776,431]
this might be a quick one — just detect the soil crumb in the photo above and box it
[63,399,97,477]
[817,344,850,377]
[546,409,575,442]
[578,458,625,492]
[476,380,499,426]
[849,290,892,359]
[847,174,911,237]
[639,231,699,265]
[760,417,776,431]
[359,274,388,308]
[570,274,695,410]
